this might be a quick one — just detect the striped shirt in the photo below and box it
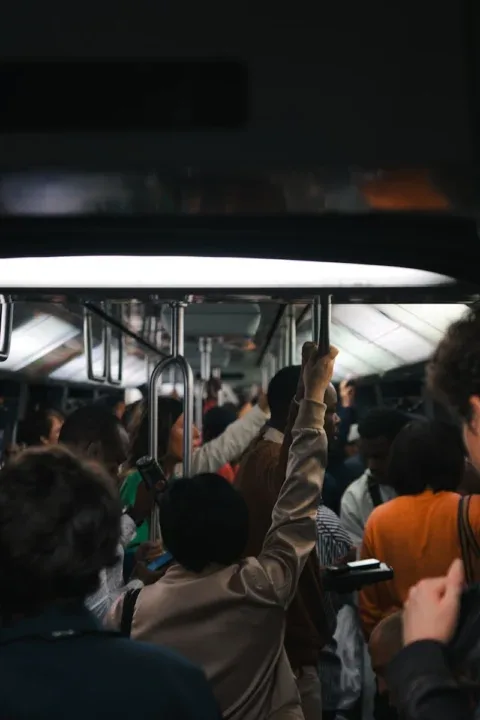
[316,502,352,711]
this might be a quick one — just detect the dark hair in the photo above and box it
[0,445,120,617]
[17,408,64,447]
[427,307,480,423]
[160,473,249,572]
[122,400,143,435]
[128,397,183,467]
[203,405,238,444]
[59,404,126,468]
[267,365,301,432]
[358,408,410,442]
[387,419,465,495]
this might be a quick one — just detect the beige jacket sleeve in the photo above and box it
[188,404,270,475]
[255,398,327,609]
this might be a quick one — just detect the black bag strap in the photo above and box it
[457,495,480,586]
[368,481,384,508]
[120,588,142,637]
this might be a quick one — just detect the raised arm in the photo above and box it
[256,343,338,608]
[191,401,270,475]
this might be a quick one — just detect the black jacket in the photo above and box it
[386,640,474,720]
[0,603,222,719]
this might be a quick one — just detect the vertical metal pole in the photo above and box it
[283,314,290,367]
[212,365,223,406]
[286,306,296,366]
[204,338,213,380]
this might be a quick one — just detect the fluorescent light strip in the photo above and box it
[0,256,454,289]
[1,314,79,371]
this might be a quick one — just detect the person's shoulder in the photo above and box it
[364,495,402,531]
[341,472,369,503]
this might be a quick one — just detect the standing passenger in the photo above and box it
[340,409,410,547]
[17,407,64,447]
[107,343,337,720]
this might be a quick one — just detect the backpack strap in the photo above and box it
[458,495,480,586]
[120,588,142,637]
[367,481,384,508]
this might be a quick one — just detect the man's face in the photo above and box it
[360,436,392,485]
[324,384,341,444]
[463,396,480,474]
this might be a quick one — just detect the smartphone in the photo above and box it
[147,551,173,572]
[347,559,381,570]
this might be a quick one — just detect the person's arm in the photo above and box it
[340,486,364,549]
[386,641,471,720]
[191,402,270,474]
[256,397,327,608]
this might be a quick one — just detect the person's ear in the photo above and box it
[469,396,480,434]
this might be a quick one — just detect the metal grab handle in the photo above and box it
[312,294,332,355]
[0,297,14,362]
[105,304,124,386]
[83,307,107,383]
[148,354,194,477]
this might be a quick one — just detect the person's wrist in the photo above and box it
[303,390,326,403]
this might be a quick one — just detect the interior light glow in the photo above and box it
[1,314,79,371]
[0,256,454,289]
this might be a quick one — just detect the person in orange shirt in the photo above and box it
[359,419,480,641]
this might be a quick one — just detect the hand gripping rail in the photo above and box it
[83,305,124,385]
[0,297,14,362]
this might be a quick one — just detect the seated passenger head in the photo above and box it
[428,307,480,472]
[17,408,64,447]
[202,405,238,444]
[387,419,465,495]
[159,473,249,572]
[59,404,129,479]
[358,408,410,484]
[0,445,120,619]
[128,396,200,473]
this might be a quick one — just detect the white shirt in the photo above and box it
[86,513,143,621]
[339,470,396,547]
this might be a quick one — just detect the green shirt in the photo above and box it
[120,470,149,549]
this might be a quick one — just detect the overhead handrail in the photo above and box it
[83,306,107,383]
[105,303,124,386]
[0,297,14,362]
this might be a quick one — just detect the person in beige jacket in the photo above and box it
[107,342,337,720]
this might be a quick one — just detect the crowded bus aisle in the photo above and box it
[1,301,480,719]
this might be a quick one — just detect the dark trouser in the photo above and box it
[322,697,363,720]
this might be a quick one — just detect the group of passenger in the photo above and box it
[3,307,480,719]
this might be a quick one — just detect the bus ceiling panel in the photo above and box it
[161,303,262,340]
[0,170,474,215]
[0,313,80,373]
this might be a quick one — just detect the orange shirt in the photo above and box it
[216,463,236,484]
[359,489,480,639]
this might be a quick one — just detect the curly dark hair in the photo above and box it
[387,419,465,496]
[0,445,121,618]
[427,307,480,423]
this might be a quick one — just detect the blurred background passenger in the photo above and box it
[202,404,239,483]
[59,405,158,620]
[17,407,64,448]
[0,445,221,719]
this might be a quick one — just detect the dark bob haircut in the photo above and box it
[0,445,121,618]
[160,473,249,573]
[128,397,183,468]
[427,307,480,424]
[387,419,465,496]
